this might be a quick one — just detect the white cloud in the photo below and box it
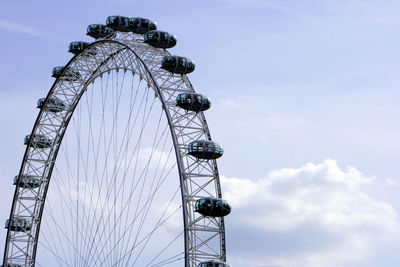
[222,0,400,26]
[221,159,399,267]
[235,112,311,145]
[0,19,62,42]
[342,0,400,26]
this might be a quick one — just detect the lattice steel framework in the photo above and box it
[3,31,227,266]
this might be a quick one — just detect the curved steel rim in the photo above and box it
[3,32,226,267]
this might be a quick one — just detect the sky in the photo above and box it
[0,0,400,266]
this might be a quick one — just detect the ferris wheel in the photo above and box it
[2,16,232,267]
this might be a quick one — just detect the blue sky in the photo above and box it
[0,0,400,266]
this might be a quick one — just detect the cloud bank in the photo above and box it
[221,159,399,267]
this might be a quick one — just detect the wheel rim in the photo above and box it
[3,31,227,267]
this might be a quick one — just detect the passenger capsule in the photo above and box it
[188,140,223,160]
[127,17,157,34]
[1,263,23,267]
[144,30,177,49]
[68,41,97,56]
[198,260,232,267]
[37,97,66,113]
[5,218,32,232]
[13,175,41,188]
[106,15,129,32]
[24,134,52,149]
[86,24,114,39]
[195,197,231,217]
[176,93,211,112]
[52,66,81,81]
[161,56,195,74]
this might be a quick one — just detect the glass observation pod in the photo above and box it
[5,218,32,232]
[1,264,23,267]
[143,30,177,49]
[37,97,67,113]
[86,24,114,39]
[13,175,42,189]
[127,17,157,34]
[188,140,223,160]
[52,66,81,81]
[176,93,211,112]
[24,134,53,149]
[198,260,232,267]
[106,15,130,32]
[161,55,195,74]
[68,41,97,56]
[195,197,231,217]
